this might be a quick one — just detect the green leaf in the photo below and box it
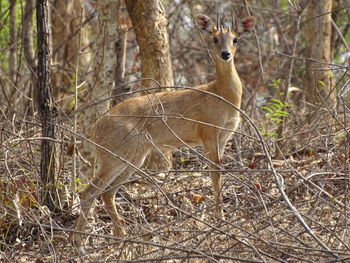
[275,110,289,116]
[269,103,279,110]
[179,157,186,163]
[271,112,288,117]
[270,117,283,123]
[318,80,325,86]
[270,98,284,105]
[261,106,273,113]
[12,143,18,149]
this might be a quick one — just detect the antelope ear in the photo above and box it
[236,16,255,37]
[196,14,215,33]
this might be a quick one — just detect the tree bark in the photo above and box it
[24,0,36,69]
[304,0,336,108]
[36,0,58,211]
[125,0,173,89]
[112,11,128,106]
[81,0,120,179]
[23,0,37,113]
[125,0,174,170]
[51,0,90,108]
[9,0,17,84]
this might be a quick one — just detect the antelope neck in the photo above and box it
[214,57,242,107]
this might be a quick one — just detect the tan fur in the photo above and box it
[73,14,255,253]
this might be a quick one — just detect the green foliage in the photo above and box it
[268,78,287,100]
[11,143,18,149]
[259,79,293,137]
[74,178,88,192]
[268,78,282,90]
[261,98,292,124]
[263,79,292,125]
[279,0,295,12]
[318,80,325,86]
[333,8,350,64]
[0,1,34,71]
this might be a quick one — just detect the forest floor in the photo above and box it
[1,111,350,263]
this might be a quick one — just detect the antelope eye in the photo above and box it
[213,37,218,43]
[233,38,238,44]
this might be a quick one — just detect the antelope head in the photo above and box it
[196,13,255,62]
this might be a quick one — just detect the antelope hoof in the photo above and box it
[215,207,224,220]
[77,246,86,255]
[113,225,127,237]
[72,237,86,255]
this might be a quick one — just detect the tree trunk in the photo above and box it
[81,0,120,179]
[112,9,129,106]
[9,0,17,84]
[23,0,37,113]
[51,0,90,109]
[125,0,174,170]
[125,0,173,89]
[304,0,336,108]
[36,0,58,211]
[24,0,35,68]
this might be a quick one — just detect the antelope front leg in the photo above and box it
[203,141,224,219]
[100,168,137,238]
[101,189,127,237]
[72,158,124,254]
[210,172,224,219]
[72,183,100,254]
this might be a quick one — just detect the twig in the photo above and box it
[242,0,266,81]
[72,7,84,207]
[273,51,349,70]
[10,137,64,144]
[331,19,350,52]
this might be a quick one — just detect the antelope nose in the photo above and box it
[221,51,231,60]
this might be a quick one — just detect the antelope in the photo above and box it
[73,13,255,252]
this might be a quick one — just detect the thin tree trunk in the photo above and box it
[275,12,303,159]
[304,0,336,108]
[3,0,17,110]
[23,0,37,112]
[51,0,90,108]
[125,0,174,170]
[112,12,128,106]
[24,0,36,69]
[81,0,120,179]
[36,0,58,211]
[9,0,17,84]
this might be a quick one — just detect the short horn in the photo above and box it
[217,13,220,29]
[231,13,235,30]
